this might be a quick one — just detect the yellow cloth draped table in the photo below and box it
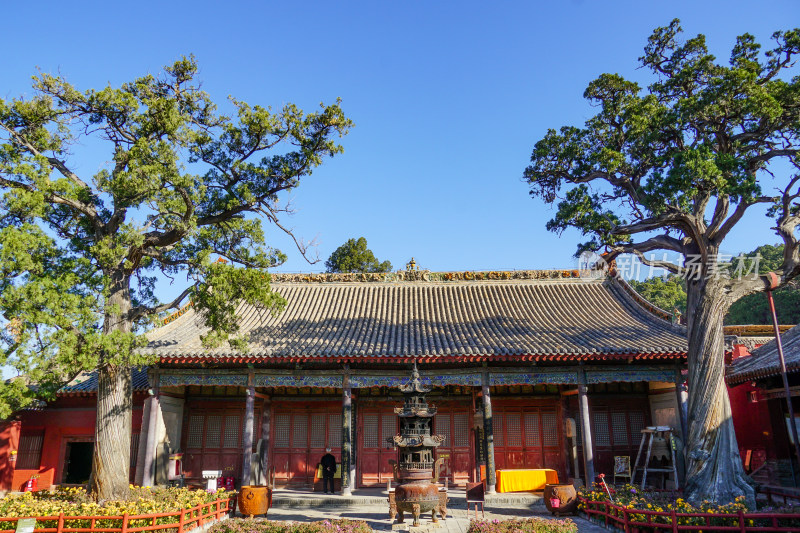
[496,469,559,493]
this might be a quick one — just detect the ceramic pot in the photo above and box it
[544,483,578,516]
[238,485,271,518]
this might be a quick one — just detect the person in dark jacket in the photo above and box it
[320,447,336,494]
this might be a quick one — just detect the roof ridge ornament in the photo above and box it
[268,268,593,284]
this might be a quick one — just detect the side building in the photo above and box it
[727,324,800,487]
[1,269,690,493]
[0,370,149,492]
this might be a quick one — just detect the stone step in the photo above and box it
[271,491,547,509]
[272,496,388,508]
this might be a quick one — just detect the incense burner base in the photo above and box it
[395,480,440,526]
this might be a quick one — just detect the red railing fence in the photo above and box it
[760,487,800,506]
[0,497,234,533]
[580,497,800,533]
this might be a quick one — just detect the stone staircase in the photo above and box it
[750,459,799,490]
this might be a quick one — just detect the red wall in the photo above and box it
[0,394,144,491]
[727,343,781,471]
[0,420,21,491]
[729,382,778,470]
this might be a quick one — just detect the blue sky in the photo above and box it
[3,1,798,300]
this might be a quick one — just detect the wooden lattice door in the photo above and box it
[492,402,564,475]
[183,404,257,482]
[590,404,648,477]
[271,407,342,487]
[434,408,473,486]
[358,409,397,487]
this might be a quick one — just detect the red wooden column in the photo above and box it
[142,368,160,487]
[241,371,255,485]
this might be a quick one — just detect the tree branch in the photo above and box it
[774,174,800,284]
[632,250,681,274]
[710,196,775,243]
[604,235,685,274]
[0,176,101,224]
[0,123,94,192]
[610,209,699,237]
[128,286,193,323]
[260,204,321,265]
[705,195,728,238]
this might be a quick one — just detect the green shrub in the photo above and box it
[579,484,800,530]
[0,486,234,531]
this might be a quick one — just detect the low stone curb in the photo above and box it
[192,516,229,533]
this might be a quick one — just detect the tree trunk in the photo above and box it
[683,280,755,508]
[91,272,133,501]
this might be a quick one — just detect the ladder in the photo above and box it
[631,426,679,490]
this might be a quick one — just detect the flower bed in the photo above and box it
[208,519,372,533]
[467,517,577,533]
[579,484,800,532]
[0,487,235,533]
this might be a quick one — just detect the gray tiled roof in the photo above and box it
[60,367,151,394]
[727,325,800,384]
[143,276,687,360]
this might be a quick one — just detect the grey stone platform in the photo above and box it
[270,488,545,509]
[261,487,604,533]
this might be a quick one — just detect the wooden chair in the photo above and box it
[613,455,631,486]
[466,481,485,519]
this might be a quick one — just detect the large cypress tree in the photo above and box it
[0,57,352,499]
[523,21,799,506]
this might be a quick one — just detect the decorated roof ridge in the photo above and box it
[158,268,595,325]
[267,268,589,284]
[163,300,194,325]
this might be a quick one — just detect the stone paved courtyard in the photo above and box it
[253,488,607,533]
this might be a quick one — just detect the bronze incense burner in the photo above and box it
[391,364,445,527]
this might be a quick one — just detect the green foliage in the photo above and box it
[579,485,760,525]
[0,56,351,494]
[628,245,800,324]
[628,275,687,314]
[325,237,392,273]
[726,244,800,324]
[523,19,800,267]
[523,20,799,505]
[0,55,351,387]
[0,486,234,529]
[727,285,800,325]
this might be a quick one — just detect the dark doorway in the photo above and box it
[64,441,94,484]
